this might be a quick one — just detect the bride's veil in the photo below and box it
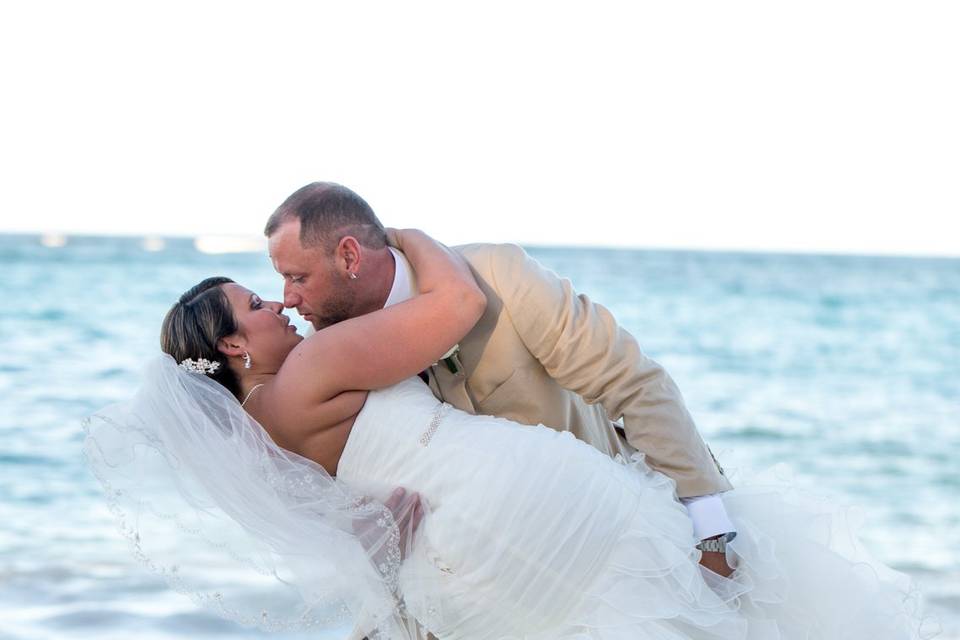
[83,354,417,639]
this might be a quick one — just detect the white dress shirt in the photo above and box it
[384,248,735,541]
[383,247,418,308]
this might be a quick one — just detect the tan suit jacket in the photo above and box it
[423,243,730,498]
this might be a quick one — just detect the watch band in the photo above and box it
[695,537,726,553]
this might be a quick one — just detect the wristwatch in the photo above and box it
[696,536,727,553]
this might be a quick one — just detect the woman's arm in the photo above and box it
[278,229,486,404]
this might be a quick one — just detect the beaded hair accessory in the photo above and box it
[178,358,221,375]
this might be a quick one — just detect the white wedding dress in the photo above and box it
[85,359,932,640]
[337,377,928,640]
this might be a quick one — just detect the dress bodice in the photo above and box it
[337,376,636,523]
[337,377,460,502]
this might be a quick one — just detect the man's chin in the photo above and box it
[300,314,324,331]
[310,313,351,331]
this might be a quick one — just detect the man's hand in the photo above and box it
[697,535,734,577]
[384,487,424,555]
[356,490,427,640]
[699,551,733,577]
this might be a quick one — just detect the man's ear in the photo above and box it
[217,334,246,358]
[336,236,362,275]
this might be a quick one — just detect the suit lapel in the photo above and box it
[423,367,442,398]
[417,250,503,416]
[430,362,477,415]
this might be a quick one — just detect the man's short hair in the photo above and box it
[265,182,387,250]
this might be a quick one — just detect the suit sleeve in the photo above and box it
[486,244,732,498]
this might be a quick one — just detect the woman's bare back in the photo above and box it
[246,386,369,475]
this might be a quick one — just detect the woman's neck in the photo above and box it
[237,372,274,404]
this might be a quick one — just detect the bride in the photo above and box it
[85,229,931,639]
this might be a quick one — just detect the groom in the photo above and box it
[265,182,736,576]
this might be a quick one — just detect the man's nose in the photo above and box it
[283,282,301,308]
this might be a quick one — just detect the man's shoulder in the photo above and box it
[452,242,529,272]
[450,243,564,306]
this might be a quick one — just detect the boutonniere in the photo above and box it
[437,344,463,375]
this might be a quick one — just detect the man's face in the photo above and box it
[268,219,358,330]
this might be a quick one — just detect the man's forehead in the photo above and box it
[268,229,320,273]
[268,217,303,246]
[269,252,302,275]
[268,225,300,262]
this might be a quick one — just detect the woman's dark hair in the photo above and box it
[160,277,242,399]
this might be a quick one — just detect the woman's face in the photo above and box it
[221,283,303,369]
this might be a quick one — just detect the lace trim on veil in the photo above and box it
[83,355,415,637]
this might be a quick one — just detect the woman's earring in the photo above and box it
[243,351,252,369]
[349,272,358,280]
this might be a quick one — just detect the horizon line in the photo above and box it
[2,230,958,261]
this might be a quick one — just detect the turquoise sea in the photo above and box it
[0,234,957,639]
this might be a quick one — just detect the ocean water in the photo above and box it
[0,234,957,639]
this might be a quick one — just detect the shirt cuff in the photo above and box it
[680,493,736,541]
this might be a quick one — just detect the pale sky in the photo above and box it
[1,1,958,256]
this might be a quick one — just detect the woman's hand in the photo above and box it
[385,229,481,308]
[385,227,402,249]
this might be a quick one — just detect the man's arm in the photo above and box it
[485,245,735,573]
[682,495,736,577]
[485,243,731,497]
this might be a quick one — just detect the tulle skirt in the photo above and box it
[394,455,930,640]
